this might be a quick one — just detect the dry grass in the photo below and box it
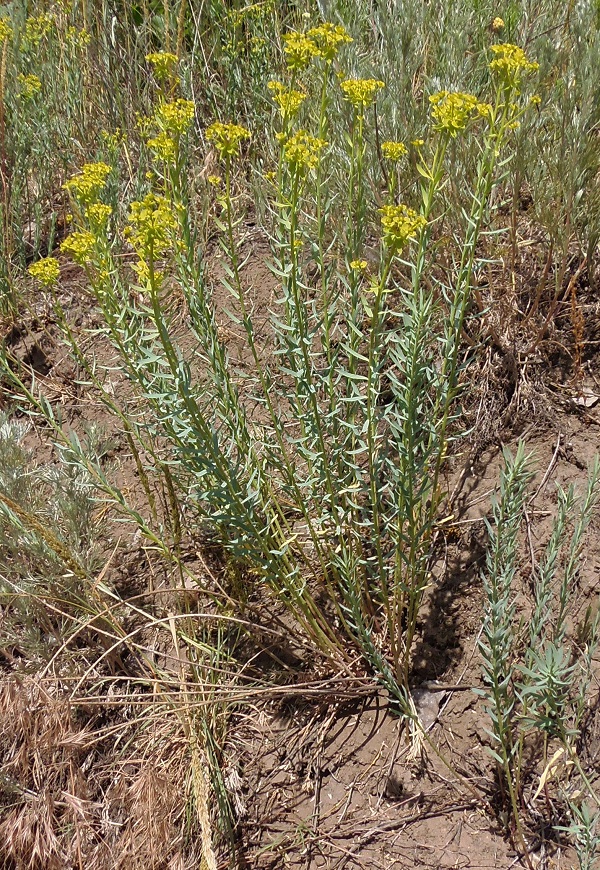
[0,676,205,870]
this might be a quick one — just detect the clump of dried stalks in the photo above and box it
[0,676,206,870]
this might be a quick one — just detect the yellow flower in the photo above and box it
[155,99,195,136]
[0,18,11,44]
[411,138,425,147]
[132,258,160,284]
[267,81,307,118]
[282,31,320,70]
[136,112,152,137]
[17,73,42,100]
[529,94,541,106]
[340,78,385,109]
[66,26,91,48]
[28,257,60,287]
[24,13,53,47]
[429,91,489,136]
[101,128,125,150]
[381,140,407,161]
[64,162,111,205]
[489,43,539,90]
[206,121,251,158]
[492,17,505,31]
[207,175,222,186]
[127,193,179,259]
[379,204,426,252]
[307,22,352,61]
[146,51,179,81]
[250,35,266,54]
[86,203,113,232]
[147,131,177,164]
[61,231,97,266]
[282,130,327,173]
[350,259,368,271]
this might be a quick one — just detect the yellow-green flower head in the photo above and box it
[64,162,111,205]
[86,202,113,232]
[146,51,179,81]
[340,78,385,110]
[66,26,91,49]
[147,131,177,164]
[28,257,60,287]
[0,18,11,44]
[17,73,42,100]
[24,13,53,47]
[155,99,195,136]
[61,231,97,266]
[250,35,266,54]
[127,193,179,258]
[429,91,489,136]
[492,16,505,31]
[307,22,352,61]
[230,1,274,26]
[101,128,125,150]
[350,259,368,271]
[206,121,251,158]
[379,204,426,252]
[267,80,307,118]
[283,31,320,70]
[381,140,407,161]
[489,43,539,89]
[282,130,327,173]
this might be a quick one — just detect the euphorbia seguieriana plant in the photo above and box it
[31,35,540,724]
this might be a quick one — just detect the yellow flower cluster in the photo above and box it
[350,259,368,271]
[489,43,539,89]
[282,130,327,172]
[66,26,91,49]
[429,91,490,136]
[147,131,177,163]
[17,73,42,99]
[144,100,194,165]
[492,17,505,31]
[341,78,385,109]
[381,140,407,161]
[64,162,111,204]
[61,230,96,266]
[283,31,321,70]
[379,204,426,252]
[282,22,351,69]
[229,1,274,26]
[206,121,251,158]
[307,22,352,61]
[101,128,125,150]
[0,18,11,44]
[146,51,179,81]
[267,80,307,118]
[155,99,195,136]
[86,202,113,232]
[24,13,53,47]
[127,193,179,260]
[28,257,60,287]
